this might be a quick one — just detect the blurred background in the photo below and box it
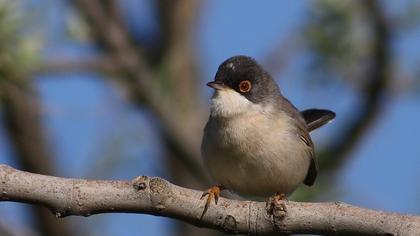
[0,0,419,235]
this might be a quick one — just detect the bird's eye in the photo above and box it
[238,80,252,93]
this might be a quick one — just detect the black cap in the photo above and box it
[211,55,282,105]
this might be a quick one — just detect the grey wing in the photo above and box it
[297,125,317,186]
[278,98,318,186]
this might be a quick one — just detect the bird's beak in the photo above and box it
[207,81,228,90]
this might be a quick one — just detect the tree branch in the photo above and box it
[1,164,418,235]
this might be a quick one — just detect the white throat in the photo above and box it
[210,89,253,117]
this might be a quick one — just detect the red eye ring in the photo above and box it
[238,80,252,93]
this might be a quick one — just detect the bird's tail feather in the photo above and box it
[301,109,336,132]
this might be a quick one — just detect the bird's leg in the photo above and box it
[200,185,224,219]
[266,192,288,217]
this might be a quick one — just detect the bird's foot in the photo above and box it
[266,192,288,217]
[200,185,223,219]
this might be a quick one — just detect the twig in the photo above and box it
[35,56,120,75]
[1,164,419,235]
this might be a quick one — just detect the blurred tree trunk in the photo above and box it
[72,0,217,235]
[319,0,391,173]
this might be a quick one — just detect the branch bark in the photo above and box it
[1,164,418,236]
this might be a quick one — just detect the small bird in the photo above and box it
[200,55,335,217]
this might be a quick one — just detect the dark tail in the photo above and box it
[303,158,317,186]
[301,109,336,132]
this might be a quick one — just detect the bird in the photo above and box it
[200,55,335,217]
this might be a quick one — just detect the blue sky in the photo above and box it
[0,1,419,235]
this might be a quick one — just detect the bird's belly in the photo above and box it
[202,117,310,198]
[204,149,308,197]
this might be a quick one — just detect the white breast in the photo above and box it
[202,90,310,197]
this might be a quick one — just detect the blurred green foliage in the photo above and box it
[305,0,373,86]
[0,1,40,81]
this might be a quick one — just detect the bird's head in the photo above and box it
[207,55,281,117]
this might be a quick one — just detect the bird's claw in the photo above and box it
[200,185,222,219]
[266,193,288,217]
